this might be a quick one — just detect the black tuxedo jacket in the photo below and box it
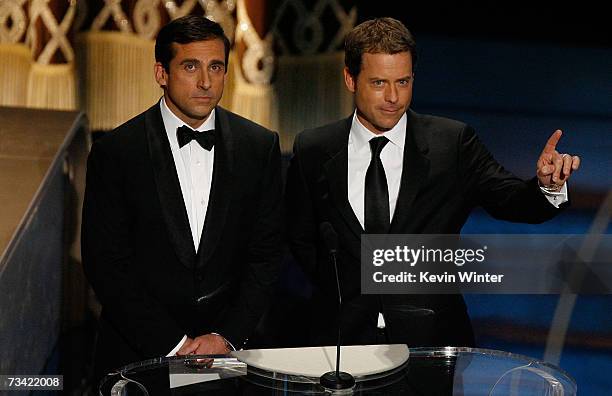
[286,110,562,347]
[82,104,282,377]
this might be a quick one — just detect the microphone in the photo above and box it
[319,222,355,390]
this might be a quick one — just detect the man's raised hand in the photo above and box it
[536,130,580,190]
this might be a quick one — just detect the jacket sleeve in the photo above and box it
[214,132,283,348]
[459,125,564,223]
[82,140,185,357]
[285,133,319,281]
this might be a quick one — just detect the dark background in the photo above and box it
[356,2,612,49]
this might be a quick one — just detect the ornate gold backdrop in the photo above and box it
[0,0,355,151]
[0,0,77,109]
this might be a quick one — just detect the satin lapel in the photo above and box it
[195,106,234,268]
[323,117,364,239]
[145,104,196,268]
[389,110,431,233]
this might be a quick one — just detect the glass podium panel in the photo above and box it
[99,347,577,395]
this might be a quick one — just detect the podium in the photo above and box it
[99,346,576,395]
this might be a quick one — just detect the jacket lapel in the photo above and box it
[195,106,234,268]
[389,110,430,233]
[145,104,196,268]
[323,117,364,239]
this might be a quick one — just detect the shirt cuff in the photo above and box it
[211,332,237,351]
[167,334,188,356]
[377,312,386,329]
[539,182,569,208]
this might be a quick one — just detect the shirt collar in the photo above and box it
[160,97,216,151]
[349,110,406,151]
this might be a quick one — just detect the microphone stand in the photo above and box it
[319,246,355,390]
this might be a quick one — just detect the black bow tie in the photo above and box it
[177,125,216,150]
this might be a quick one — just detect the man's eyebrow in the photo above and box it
[209,59,226,66]
[179,58,201,65]
[368,75,412,81]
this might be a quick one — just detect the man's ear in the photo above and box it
[343,67,356,93]
[154,62,167,88]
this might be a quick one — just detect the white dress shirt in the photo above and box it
[160,99,230,355]
[348,112,407,229]
[160,98,215,250]
[346,110,568,328]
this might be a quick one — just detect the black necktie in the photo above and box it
[365,136,390,234]
[177,125,216,151]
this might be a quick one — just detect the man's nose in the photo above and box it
[384,84,398,103]
[197,70,211,90]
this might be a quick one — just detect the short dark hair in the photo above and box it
[344,17,417,77]
[155,15,230,72]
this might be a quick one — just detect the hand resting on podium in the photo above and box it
[177,334,231,356]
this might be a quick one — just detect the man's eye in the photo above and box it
[373,80,384,87]
[210,64,224,72]
[184,64,196,71]
[398,79,409,86]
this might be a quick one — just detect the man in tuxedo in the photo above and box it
[82,15,282,378]
[285,18,580,347]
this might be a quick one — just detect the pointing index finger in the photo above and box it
[543,129,563,153]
